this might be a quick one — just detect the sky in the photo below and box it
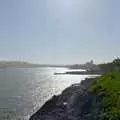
[0,0,120,64]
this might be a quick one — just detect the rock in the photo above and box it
[29,78,100,120]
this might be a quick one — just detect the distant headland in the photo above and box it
[0,61,67,68]
[0,60,98,69]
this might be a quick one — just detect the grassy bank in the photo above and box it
[89,72,120,119]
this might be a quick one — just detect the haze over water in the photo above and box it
[0,0,120,119]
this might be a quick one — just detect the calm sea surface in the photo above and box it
[0,67,97,120]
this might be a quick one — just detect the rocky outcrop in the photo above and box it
[30,78,101,120]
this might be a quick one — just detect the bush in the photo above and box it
[89,72,120,120]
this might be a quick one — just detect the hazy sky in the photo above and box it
[0,0,120,64]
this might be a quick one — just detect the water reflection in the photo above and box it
[0,67,98,119]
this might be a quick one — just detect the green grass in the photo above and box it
[89,72,120,120]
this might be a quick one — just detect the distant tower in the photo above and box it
[90,60,94,64]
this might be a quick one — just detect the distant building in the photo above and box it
[86,60,94,65]
[69,60,101,71]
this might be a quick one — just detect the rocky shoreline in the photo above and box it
[29,77,101,120]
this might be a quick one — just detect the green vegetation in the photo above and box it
[89,58,120,119]
[98,58,120,73]
[89,72,120,119]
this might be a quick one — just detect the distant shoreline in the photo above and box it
[0,61,70,68]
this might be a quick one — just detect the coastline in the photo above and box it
[54,70,102,75]
[29,77,99,120]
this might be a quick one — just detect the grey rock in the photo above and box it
[30,78,100,120]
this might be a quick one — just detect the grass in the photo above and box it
[89,72,120,120]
